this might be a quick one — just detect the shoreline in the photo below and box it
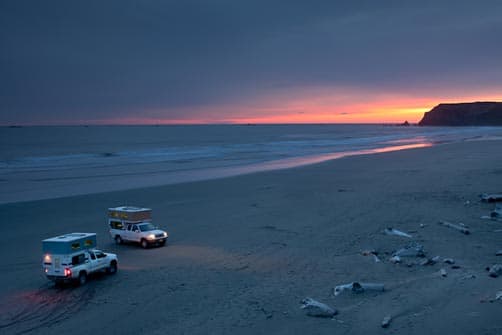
[0,142,435,205]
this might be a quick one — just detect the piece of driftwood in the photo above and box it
[372,254,382,263]
[480,193,502,202]
[334,282,385,296]
[361,250,381,263]
[393,243,425,258]
[438,221,470,235]
[487,264,502,278]
[381,315,392,328]
[440,268,447,277]
[420,256,440,266]
[389,255,401,263]
[383,228,412,238]
[491,205,502,218]
[496,250,502,256]
[443,258,455,264]
[300,298,337,317]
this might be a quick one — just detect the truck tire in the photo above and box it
[140,239,148,249]
[78,271,87,286]
[115,235,123,245]
[107,261,118,274]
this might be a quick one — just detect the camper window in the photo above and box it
[110,221,123,229]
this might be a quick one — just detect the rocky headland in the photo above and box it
[419,102,502,126]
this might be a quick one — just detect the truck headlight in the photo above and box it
[147,234,155,240]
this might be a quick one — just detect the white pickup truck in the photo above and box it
[108,206,168,248]
[42,233,118,285]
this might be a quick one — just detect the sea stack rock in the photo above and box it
[418,102,502,126]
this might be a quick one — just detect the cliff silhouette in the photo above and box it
[419,102,502,126]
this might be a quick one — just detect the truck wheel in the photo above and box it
[78,271,87,286]
[115,235,123,245]
[107,261,117,274]
[140,239,148,249]
[160,240,166,247]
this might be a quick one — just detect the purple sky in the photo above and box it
[1,1,502,124]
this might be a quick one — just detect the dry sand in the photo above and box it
[1,140,501,334]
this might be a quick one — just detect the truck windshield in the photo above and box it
[139,223,156,232]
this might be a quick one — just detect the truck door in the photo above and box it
[94,250,107,270]
[125,224,134,241]
[131,224,141,242]
[88,251,98,271]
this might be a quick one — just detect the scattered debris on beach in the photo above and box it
[443,258,455,264]
[496,250,502,256]
[480,193,502,202]
[439,268,447,277]
[334,282,385,296]
[486,264,502,278]
[381,315,392,328]
[300,298,337,317]
[383,227,412,238]
[438,221,470,235]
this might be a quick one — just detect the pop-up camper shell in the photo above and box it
[108,206,152,222]
[43,233,97,255]
[108,206,152,230]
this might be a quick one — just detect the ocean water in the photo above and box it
[1,124,502,203]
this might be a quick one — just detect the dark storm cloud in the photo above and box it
[1,0,502,123]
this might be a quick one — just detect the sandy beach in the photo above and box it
[1,140,501,334]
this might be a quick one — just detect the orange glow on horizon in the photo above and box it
[24,89,501,126]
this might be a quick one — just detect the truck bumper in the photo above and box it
[148,238,167,245]
[46,275,73,283]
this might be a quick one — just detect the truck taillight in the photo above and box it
[64,268,72,277]
[44,254,51,263]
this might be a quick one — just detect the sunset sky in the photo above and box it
[1,1,502,125]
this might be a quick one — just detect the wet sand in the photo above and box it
[1,140,501,334]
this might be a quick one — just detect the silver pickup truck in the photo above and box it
[108,206,168,248]
[42,233,118,285]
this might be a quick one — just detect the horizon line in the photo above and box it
[2,121,419,127]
